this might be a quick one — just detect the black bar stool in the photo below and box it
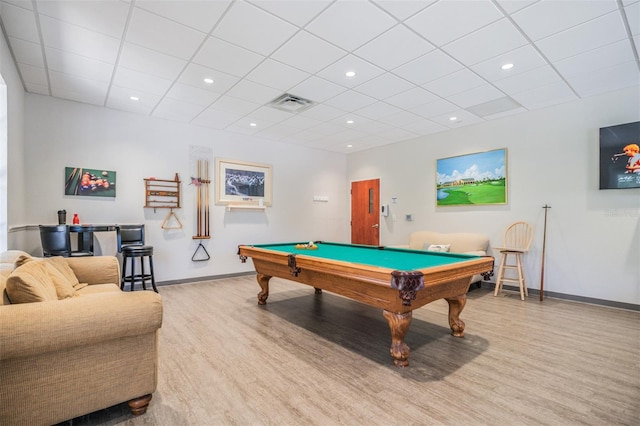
[117,224,158,292]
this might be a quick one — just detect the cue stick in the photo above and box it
[205,160,209,237]
[540,204,551,301]
[196,160,201,237]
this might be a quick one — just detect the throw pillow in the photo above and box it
[426,244,451,253]
[45,256,80,289]
[43,262,77,299]
[6,261,58,303]
[14,254,33,268]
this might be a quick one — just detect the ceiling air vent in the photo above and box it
[267,93,316,113]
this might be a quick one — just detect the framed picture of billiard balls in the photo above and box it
[64,167,116,197]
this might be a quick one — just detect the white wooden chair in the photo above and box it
[493,221,534,300]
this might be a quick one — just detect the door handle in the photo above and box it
[372,224,379,228]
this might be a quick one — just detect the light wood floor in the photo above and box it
[64,275,639,425]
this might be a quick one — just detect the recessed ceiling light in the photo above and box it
[449,116,457,121]
[345,71,356,77]
[129,96,139,101]
[203,78,214,84]
[249,123,257,127]
[501,63,514,70]
[347,144,353,148]
[346,120,354,124]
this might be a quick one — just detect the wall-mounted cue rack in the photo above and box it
[144,176,183,229]
[144,177,181,209]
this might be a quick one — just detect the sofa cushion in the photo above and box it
[1,250,32,306]
[45,256,82,290]
[6,260,59,303]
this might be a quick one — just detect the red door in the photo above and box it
[351,179,380,246]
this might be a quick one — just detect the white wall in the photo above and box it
[0,32,26,251]
[20,95,348,282]
[348,88,640,305]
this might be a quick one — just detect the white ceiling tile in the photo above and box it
[509,80,578,110]
[179,63,239,94]
[385,86,439,109]
[271,31,346,74]
[36,0,129,38]
[40,15,120,63]
[409,98,458,118]
[245,58,310,91]
[45,47,114,82]
[191,108,244,130]
[355,101,402,120]
[404,119,448,135]
[126,8,205,60]
[323,90,378,112]
[423,68,486,97]
[493,65,562,95]
[634,35,640,57]
[471,44,548,82]
[405,0,503,46]
[0,1,40,43]
[393,49,463,85]
[377,110,423,127]
[49,70,109,95]
[9,37,44,67]
[443,18,528,66]
[113,67,173,96]
[279,114,323,130]
[298,103,345,121]
[494,0,537,14]
[247,0,332,27]
[554,39,636,78]
[316,55,385,88]
[625,1,639,36]
[213,1,298,56]
[152,97,205,123]
[209,95,260,115]
[226,119,273,136]
[119,42,187,81]
[226,79,282,104]
[289,76,346,103]
[17,62,47,86]
[447,84,506,108]
[353,73,414,100]
[135,0,231,33]
[511,0,619,41]
[245,105,293,123]
[2,0,33,10]
[254,122,302,140]
[50,86,105,106]
[107,85,161,115]
[377,126,419,141]
[564,61,640,97]
[354,25,435,70]
[24,82,49,95]
[431,109,483,128]
[193,37,265,77]
[372,0,434,21]
[306,0,396,51]
[535,11,629,62]
[165,83,220,107]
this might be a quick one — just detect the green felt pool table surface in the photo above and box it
[251,241,479,271]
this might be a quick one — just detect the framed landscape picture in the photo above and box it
[436,149,507,206]
[215,158,272,206]
[64,167,116,197]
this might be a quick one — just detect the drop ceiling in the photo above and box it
[1,0,638,153]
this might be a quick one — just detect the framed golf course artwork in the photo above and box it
[64,167,116,197]
[436,148,507,206]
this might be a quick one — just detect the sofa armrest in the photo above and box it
[65,256,121,287]
[0,291,162,360]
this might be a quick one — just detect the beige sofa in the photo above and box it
[396,231,491,285]
[0,250,163,426]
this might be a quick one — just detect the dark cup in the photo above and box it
[57,210,67,225]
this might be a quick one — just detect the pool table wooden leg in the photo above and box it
[445,294,467,337]
[383,310,412,367]
[256,273,271,305]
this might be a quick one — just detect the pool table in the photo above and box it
[238,241,494,367]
